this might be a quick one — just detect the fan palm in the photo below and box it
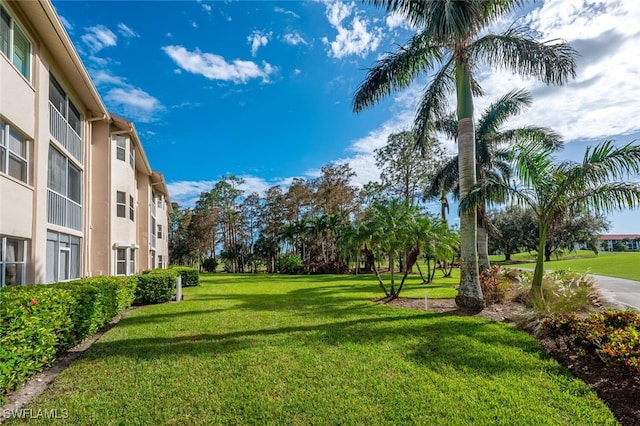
[429,88,562,272]
[353,0,576,312]
[462,140,640,300]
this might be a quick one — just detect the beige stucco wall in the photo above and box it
[87,120,111,276]
[136,172,151,272]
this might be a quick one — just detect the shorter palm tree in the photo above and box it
[462,140,640,300]
[429,89,562,272]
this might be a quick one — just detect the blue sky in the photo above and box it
[52,0,640,233]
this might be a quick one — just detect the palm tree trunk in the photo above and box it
[477,223,490,273]
[531,223,547,301]
[454,58,484,312]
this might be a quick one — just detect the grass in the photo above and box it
[6,273,617,425]
[491,250,640,281]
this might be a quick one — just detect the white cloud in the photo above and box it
[168,175,299,208]
[293,69,302,75]
[81,25,117,54]
[117,23,139,38]
[470,0,640,142]
[248,30,271,57]
[162,45,277,84]
[202,3,212,13]
[385,11,411,30]
[274,6,300,19]
[320,1,382,59]
[282,32,307,46]
[59,16,73,32]
[104,88,164,123]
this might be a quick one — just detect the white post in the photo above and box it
[175,275,182,302]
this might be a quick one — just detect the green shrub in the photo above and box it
[201,257,218,273]
[0,286,76,394]
[134,269,178,305]
[52,276,137,345]
[0,276,138,396]
[540,310,640,380]
[276,254,303,274]
[172,266,199,287]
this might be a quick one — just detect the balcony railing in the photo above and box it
[49,102,82,164]
[47,189,82,231]
[151,200,157,217]
[151,233,157,249]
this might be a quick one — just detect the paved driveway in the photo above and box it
[590,274,640,312]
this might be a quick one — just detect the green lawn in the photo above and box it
[491,250,640,281]
[7,274,616,425]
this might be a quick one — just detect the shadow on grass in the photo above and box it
[84,311,552,378]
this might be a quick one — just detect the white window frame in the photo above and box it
[0,120,29,183]
[116,191,126,218]
[1,236,27,287]
[129,194,135,221]
[115,136,126,162]
[157,224,163,240]
[46,231,81,283]
[115,246,136,276]
[0,5,31,81]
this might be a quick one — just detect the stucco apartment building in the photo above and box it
[0,0,170,287]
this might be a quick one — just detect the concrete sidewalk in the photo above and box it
[589,274,640,312]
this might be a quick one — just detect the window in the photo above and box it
[157,224,163,240]
[49,75,82,162]
[116,248,126,275]
[115,247,136,276]
[116,191,126,218]
[115,136,126,161]
[129,195,135,221]
[129,249,135,274]
[151,216,156,248]
[1,236,27,287]
[47,146,82,230]
[157,195,163,209]
[48,146,81,202]
[0,5,30,80]
[129,146,134,169]
[0,121,28,183]
[46,231,80,283]
[158,255,164,269]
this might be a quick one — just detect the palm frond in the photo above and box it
[470,26,577,86]
[427,157,459,198]
[413,54,456,147]
[498,126,563,150]
[561,141,640,191]
[353,31,444,112]
[432,112,458,139]
[571,182,640,214]
[476,88,532,141]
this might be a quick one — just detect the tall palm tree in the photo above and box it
[353,0,576,312]
[462,140,640,300]
[429,89,562,272]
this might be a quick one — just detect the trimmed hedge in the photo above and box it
[134,269,177,305]
[172,266,199,287]
[0,276,137,396]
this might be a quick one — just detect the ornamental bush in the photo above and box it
[134,269,177,305]
[0,276,137,396]
[0,285,75,394]
[540,310,640,380]
[172,266,199,287]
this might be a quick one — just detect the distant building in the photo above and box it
[0,0,171,287]
[599,234,640,252]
